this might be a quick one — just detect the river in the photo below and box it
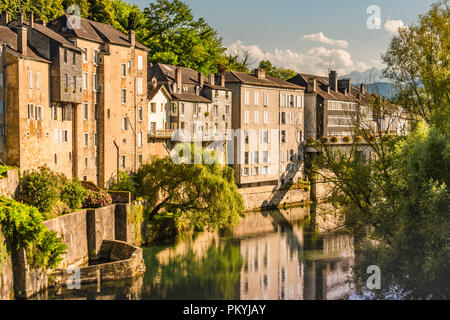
[36,205,357,300]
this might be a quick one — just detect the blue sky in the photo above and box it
[129,0,435,76]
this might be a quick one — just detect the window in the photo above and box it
[0,72,3,87]
[28,103,34,119]
[280,112,286,124]
[297,112,302,124]
[63,74,68,89]
[262,151,268,163]
[35,105,42,120]
[94,104,98,120]
[72,75,76,92]
[84,157,88,168]
[94,50,99,65]
[244,130,249,144]
[254,111,259,124]
[121,89,126,104]
[137,78,143,95]
[138,132,143,147]
[120,155,126,168]
[28,71,33,89]
[193,104,199,117]
[180,103,185,116]
[94,132,98,147]
[83,48,88,62]
[127,61,131,69]
[252,151,259,164]
[150,122,156,131]
[244,91,249,105]
[138,107,143,121]
[263,111,268,124]
[281,130,287,143]
[289,95,295,107]
[150,102,156,113]
[72,52,76,65]
[137,55,143,70]
[225,105,230,115]
[290,112,294,124]
[280,94,285,107]
[63,130,68,143]
[243,167,249,176]
[244,110,249,124]
[262,166,268,175]
[261,130,269,144]
[298,130,303,142]
[122,117,128,130]
[51,106,58,121]
[53,129,58,143]
[64,49,67,63]
[36,73,40,90]
[121,64,126,77]
[290,149,295,161]
[83,103,88,120]
[54,153,58,164]
[254,92,259,105]
[214,105,218,117]
[263,92,268,106]
[93,74,98,91]
[83,72,88,90]
[138,155,143,167]
[244,152,249,164]
[84,133,88,147]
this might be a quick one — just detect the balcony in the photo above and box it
[148,129,174,139]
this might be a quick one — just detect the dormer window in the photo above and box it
[195,85,200,95]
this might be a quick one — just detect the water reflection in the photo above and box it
[35,206,355,300]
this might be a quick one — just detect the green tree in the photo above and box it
[108,170,136,194]
[138,0,226,74]
[382,0,449,134]
[136,147,244,231]
[257,60,297,80]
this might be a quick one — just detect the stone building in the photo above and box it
[0,12,82,177]
[47,14,149,186]
[148,63,232,161]
[224,68,305,188]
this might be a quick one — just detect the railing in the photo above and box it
[148,129,174,139]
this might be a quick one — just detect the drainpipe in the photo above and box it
[113,140,119,184]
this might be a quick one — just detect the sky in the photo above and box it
[130,0,436,76]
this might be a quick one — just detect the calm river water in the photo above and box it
[37,206,357,300]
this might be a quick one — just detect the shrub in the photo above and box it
[321,136,328,143]
[19,166,60,214]
[342,136,351,142]
[0,164,15,178]
[83,190,112,208]
[60,178,88,210]
[51,200,70,218]
[330,136,338,143]
[108,171,136,194]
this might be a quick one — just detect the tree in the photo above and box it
[138,0,226,74]
[136,147,244,232]
[108,170,136,194]
[382,0,449,135]
[257,60,297,80]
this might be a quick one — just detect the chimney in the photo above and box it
[360,83,365,95]
[128,30,135,47]
[254,68,265,79]
[29,12,34,28]
[175,66,182,93]
[198,72,204,88]
[0,11,8,25]
[220,73,225,87]
[307,78,317,93]
[329,70,337,91]
[209,73,215,86]
[17,15,27,56]
[151,77,157,89]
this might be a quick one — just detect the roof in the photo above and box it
[148,84,171,101]
[225,70,305,90]
[7,20,82,52]
[47,14,148,51]
[0,25,48,61]
[171,92,212,103]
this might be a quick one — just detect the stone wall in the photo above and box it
[239,185,308,210]
[43,210,89,268]
[86,206,116,260]
[115,202,144,247]
[0,169,19,198]
[0,228,14,300]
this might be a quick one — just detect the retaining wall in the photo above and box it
[239,185,308,210]
[0,228,14,300]
[0,169,19,198]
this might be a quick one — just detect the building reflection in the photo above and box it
[238,207,354,300]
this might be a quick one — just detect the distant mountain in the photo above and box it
[341,67,396,99]
[340,67,389,84]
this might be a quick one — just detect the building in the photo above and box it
[47,13,150,186]
[148,63,232,161]
[224,68,305,188]
[0,12,82,177]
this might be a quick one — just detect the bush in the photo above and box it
[342,136,351,142]
[0,164,15,177]
[321,136,328,143]
[60,178,88,210]
[51,200,70,218]
[19,166,60,214]
[83,190,112,208]
[108,171,136,194]
[0,197,66,270]
[330,136,338,143]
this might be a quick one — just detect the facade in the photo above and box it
[148,63,232,162]
[225,69,305,188]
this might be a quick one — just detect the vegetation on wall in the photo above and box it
[0,197,66,270]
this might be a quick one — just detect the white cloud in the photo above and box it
[226,40,369,77]
[384,19,404,34]
[300,32,349,48]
